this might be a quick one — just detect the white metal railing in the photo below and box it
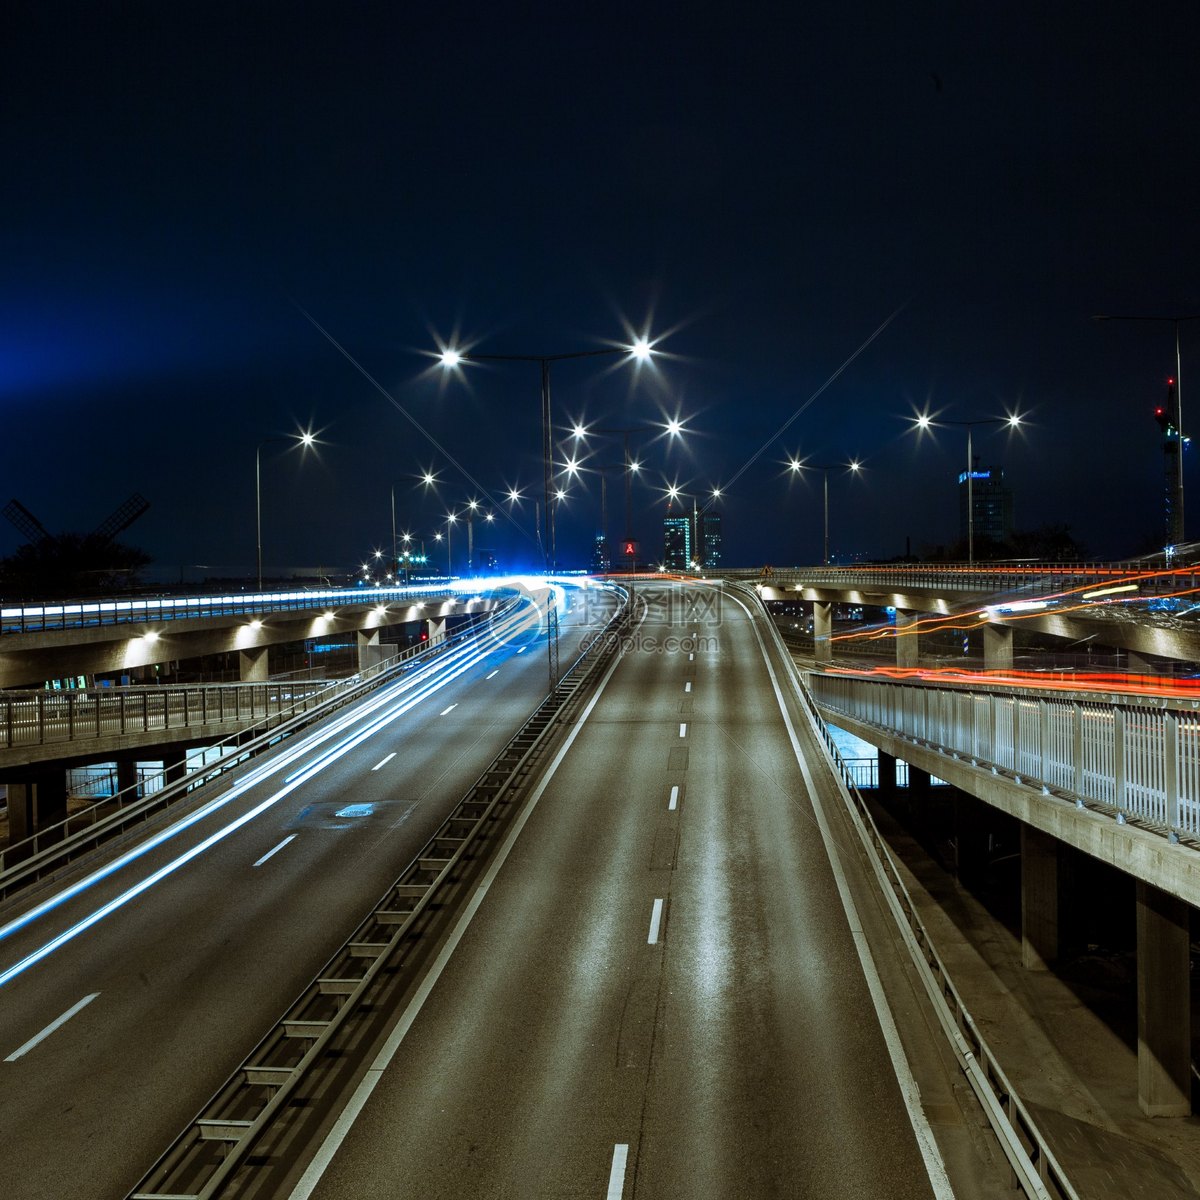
[0,679,336,752]
[809,673,1200,839]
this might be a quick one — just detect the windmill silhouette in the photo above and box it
[3,493,150,548]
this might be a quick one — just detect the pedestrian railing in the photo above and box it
[809,672,1200,842]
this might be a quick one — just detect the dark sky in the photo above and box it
[4,3,1200,580]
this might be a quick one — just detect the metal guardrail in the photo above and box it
[1,679,334,752]
[720,561,1200,596]
[753,602,1079,1200]
[126,590,629,1200]
[0,604,520,896]
[809,672,1200,841]
[0,583,463,635]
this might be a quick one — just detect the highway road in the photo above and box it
[285,581,985,1200]
[0,583,616,1200]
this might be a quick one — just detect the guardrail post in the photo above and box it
[1112,708,1126,811]
[1164,711,1180,831]
[1039,699,1049,785]
[1072,702,1084,797]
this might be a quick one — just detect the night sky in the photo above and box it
[5,3,1200,582]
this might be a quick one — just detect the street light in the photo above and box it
[255,431,314,590]
[437,337,657,573]
[574,420,685,571]
[912,413,1021,565]
[439,335,658,689]
[788,458,862,567]
[1094,312,1200,548]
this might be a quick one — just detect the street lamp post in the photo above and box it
[255,432,314,591]
[439,337,654,689]
[1094,312,1200,549]
[575,420,685,573]
[788,459,861,566]
[912,414,1021,566]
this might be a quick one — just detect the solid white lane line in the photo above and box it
[287,624,636,1199]
[647,898,664,944]
[725,589,955,1200]
[668,786,679,811]
[485,670,499,679]
[440,704,457,715]
[5,993,100,1062]
[679,723,687,738]
[607,1144,629,1198]
[253,835,296,867]
[684,681,692,693]
[371,752,396,771]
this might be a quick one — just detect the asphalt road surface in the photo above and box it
[289,581,956,1200]
[0,583,615,1200]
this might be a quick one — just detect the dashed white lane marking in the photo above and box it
[684,681,692,693]
[517,647,526,654]
[371,753,396,771]
[647,898,664,944]
[440,704,457,716]
[688,652,693,661]
[668,786,679,811]
[5,993,100,1062]
[286,624,638,1200]
[253,835,296,867]
[725,588,955,1200]
[607,1143,629,1198]
[485,670,499,679]
[679,723,687,738]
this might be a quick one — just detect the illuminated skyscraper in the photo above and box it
[663,504,692,570]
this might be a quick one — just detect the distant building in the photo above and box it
[663,504,692,570]
[958,465,1013,548]
[591,534,610,573]
[696,509,722,570]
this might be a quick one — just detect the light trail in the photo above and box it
[0,601,540,963]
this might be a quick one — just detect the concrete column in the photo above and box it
[356,628,383,672]
[238,646,269,682]
[1136,881,1191,1116]
[953,788,989,886]
[895,609,919,668]
[812,601,832,662]
[877,750,898,802]
[1021,824,1059,970]
[425,616,447,644]
[116,756,140,799]
[163,748,188,787]
[4,771,67,844]
[984,624,1014,671]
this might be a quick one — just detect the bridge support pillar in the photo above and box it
[953,788,989,886]
[1136,881,1191,1116]
[983,624,1014,671]
[895,610,919,668]
[877,750,898,801]
[812,602,832,662]
[1021,824,1060,970]
[357,628,383,672]
[425,616,446,644]
[116,756,140,799]
[163,749,188,787]
[4,770,68,844]
[238,647,269,682]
